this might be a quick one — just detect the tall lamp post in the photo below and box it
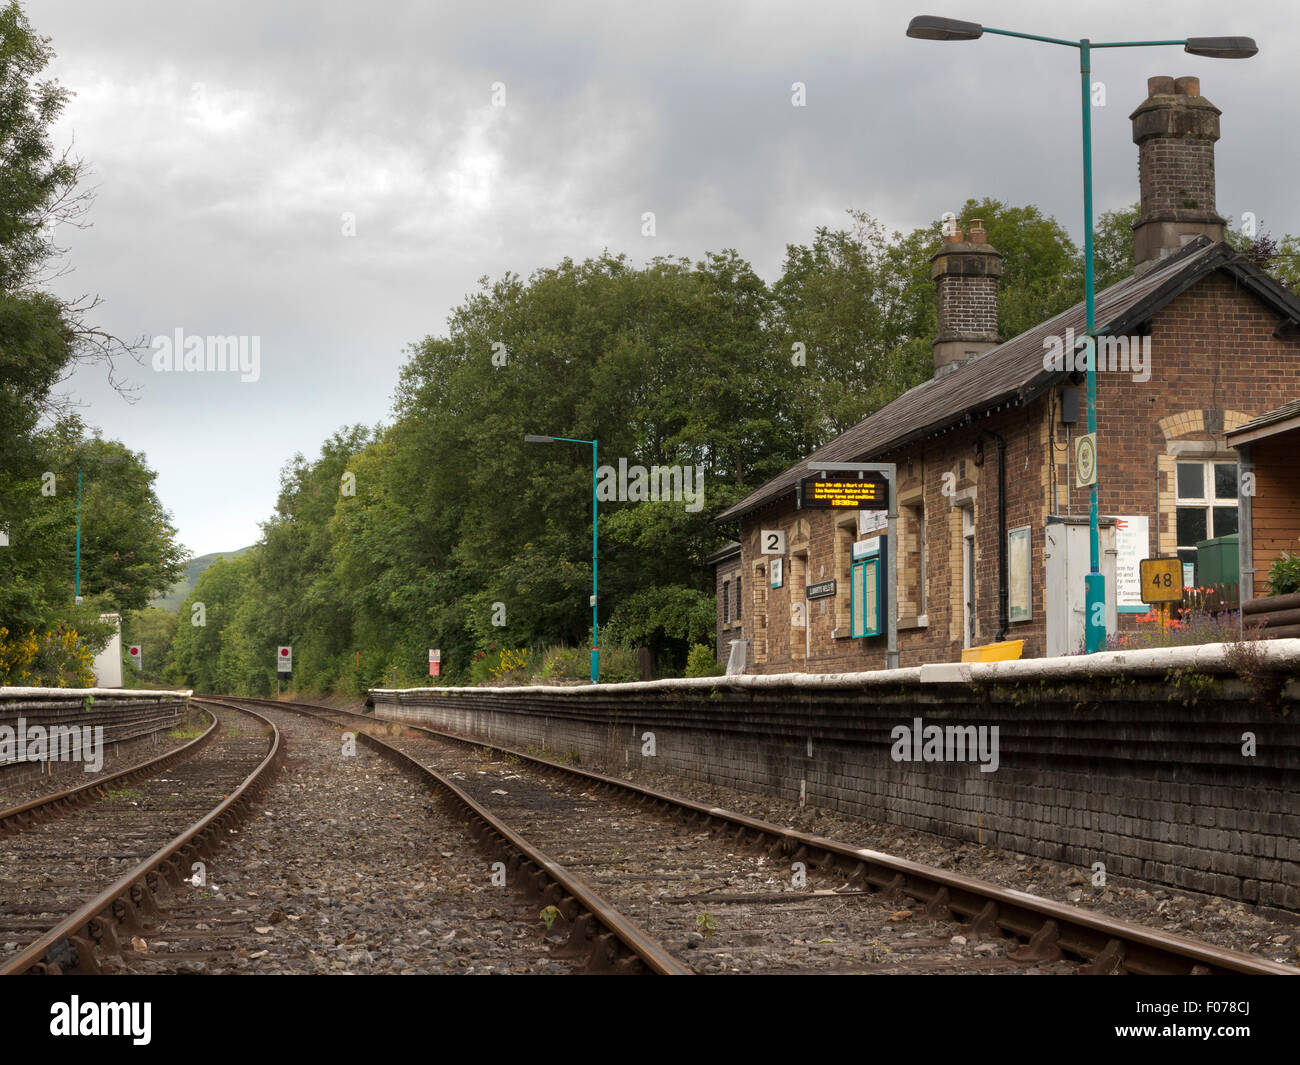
[906,16,1256,652]
[524,434,600,683]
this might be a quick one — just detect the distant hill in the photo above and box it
[152,547,253,612]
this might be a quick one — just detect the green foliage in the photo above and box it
[0,5,179,660]
[685,643,724,678]
[1267,542,1300,596]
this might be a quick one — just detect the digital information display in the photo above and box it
[800,474,889,510]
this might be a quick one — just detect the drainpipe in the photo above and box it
[982,429,1009,641]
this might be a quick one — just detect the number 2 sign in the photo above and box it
[760,529,786,555]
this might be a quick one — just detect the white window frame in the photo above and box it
[1174,458,1238,557]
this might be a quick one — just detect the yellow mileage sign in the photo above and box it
[1139,557,1184,604]
[800,474,889,510]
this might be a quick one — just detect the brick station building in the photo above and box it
[714,76,1300,673]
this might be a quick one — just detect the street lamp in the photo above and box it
[907,16,1256,652]
[524,433,600,683]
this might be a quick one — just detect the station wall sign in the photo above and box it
[806,579,837,599]
[800,474,889,510]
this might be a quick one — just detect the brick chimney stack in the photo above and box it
[930,219,1003,378]
[1130,76,1226,274]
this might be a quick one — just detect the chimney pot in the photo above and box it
[1174,75,1200,97]
[1147,75,1175,97]
[968,220,986,243]
[945,227,965,243]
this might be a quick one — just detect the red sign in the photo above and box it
[429,648,441,677]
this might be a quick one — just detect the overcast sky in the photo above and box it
[31,0,1299,557]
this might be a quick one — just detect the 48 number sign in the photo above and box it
[1139,558,1184,604]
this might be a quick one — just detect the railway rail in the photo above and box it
[0,699,282,975]
[227,694,1298,977]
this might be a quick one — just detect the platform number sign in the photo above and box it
[128,645,142,670]
[760,529,786,555]
[1139,558,1183,604]
[277,645,292,673]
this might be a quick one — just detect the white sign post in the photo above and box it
[277,646,292,673]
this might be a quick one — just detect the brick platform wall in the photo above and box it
[0,689,189,788]
[372,644,1300,912]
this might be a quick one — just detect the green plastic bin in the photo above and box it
[1194,533,1239,588]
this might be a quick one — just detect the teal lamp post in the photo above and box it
[525,434,599,682]
[906,16,1256,652]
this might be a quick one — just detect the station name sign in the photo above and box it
[806,580,837,599]
[799,474,889,510]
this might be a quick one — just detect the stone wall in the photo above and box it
[0,688,190,789]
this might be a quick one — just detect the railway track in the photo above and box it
[0,700,282,975]
[228,694,1299,976]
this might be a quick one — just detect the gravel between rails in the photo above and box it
[116,703,574,974]
[0,705,270,966]
[361,723,1077,974]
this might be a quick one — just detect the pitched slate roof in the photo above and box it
[1226,399,1300,445]
[716,237,1300,524]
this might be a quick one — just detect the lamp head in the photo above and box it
[906,16,983,41]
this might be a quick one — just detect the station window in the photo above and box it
[722,580,730,624]
[1175,460,1238,571]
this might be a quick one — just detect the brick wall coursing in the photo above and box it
[373,680,1300,911]
[935,275,1000,342]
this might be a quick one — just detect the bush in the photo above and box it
[0,625,98,687]
[684,643,724,677]
[537,645,588,681]
[469,645,532,685]
[595,645,638,684]
[1267,542,1300,595]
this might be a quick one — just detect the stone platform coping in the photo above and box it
[0,688,193,698]
[370,639,1300,698]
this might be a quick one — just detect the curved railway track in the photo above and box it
[0,699,282,975]
[227,694,1298,976]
